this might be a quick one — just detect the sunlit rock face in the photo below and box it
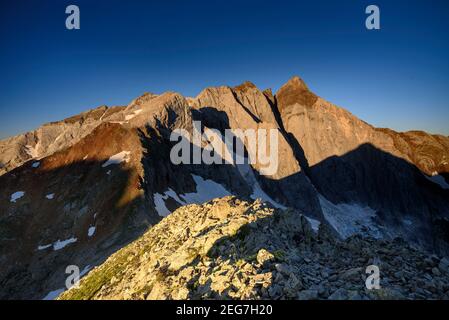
[59,197,449,300]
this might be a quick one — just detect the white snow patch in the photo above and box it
[153,188,188,217]
[10,191,25,203]
[88,226,96,237]
[37,244,52,251]
[53,237,77,251]
[153,174,232,217]
[125,109,142,121]
[32,161,40,168]
[42,288,65,300]
[37,237,77,251]
[106,170,111,175]
[102,151,131,168]
[305,216,321,233]
[46,193,55,200]
[319,195,382,239]
[179,175,232,205]
[424,174,449,190]
[153,192,173,217]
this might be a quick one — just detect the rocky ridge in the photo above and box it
[1,76,448,299]
[59,197,449,300]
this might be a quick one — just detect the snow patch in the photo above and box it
[319,195,382,239]
[37,244,52,251]
[424,174,449,190]
[305,216,321,233]
[32,161,40,168]
[180,175,232,204]
[88,226,96,237]
[102,151,131,168]
[53,237,78,251]
[46,193,55,200]
[36,236,83,251]
[153,188,186,217]
[125,109,142,121]
[10,191,25,203]
[153,174,232,217]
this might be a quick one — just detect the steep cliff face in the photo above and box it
[0,76,448,300]
[276,76,449,175]
[188,81,322,218]
[276,76,449,251]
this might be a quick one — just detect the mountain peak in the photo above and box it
[283,76,309,91]
[276,76,317,110]
[233,81,258,91]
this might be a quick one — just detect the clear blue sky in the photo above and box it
[1,0,448,139]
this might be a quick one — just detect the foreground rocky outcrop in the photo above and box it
[59,197,449,300]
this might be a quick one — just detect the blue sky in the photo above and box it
[1,0,448,139]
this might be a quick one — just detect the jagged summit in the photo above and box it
[233,81,258,91]
[0,76,448,299]
[280,75,310,91]
[276,76,318,110]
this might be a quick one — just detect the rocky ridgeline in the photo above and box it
[59,197,449,300]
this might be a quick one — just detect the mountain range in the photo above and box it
[0,76,448,299]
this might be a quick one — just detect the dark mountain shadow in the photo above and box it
[266,94,311,176]
[230,90,262,124]
[138,112,253,199]
[260,143,449,254]
[0,156,156,300]
[441,172,449,184]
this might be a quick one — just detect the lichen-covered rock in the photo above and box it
[59,197,449,300]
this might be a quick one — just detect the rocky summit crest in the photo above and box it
[59,197,449,300]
